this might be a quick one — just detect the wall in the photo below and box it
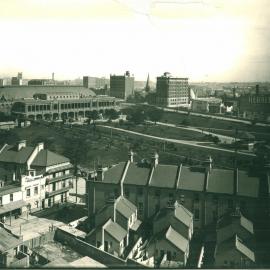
[55,227,126,267]
[1,190,22,205]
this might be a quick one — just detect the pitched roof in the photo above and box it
[240,215,254,234]
[237,170,259,198]
[150,164,179,188]
[31,149,70,167]
[235,236,255,262]
[0,228,22,252]
[0,182,21,196]
[124,162,151,186]
[174,204,193,227]
[115,196,136,219]
[177,166,205,191]
[0,144,34,164]
[103,162,126,184]
[103,219,127,242]
[207,169,234,194]
[165,226,189,253]
[0,85,96,100]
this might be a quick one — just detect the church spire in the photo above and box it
[145,73,150,92]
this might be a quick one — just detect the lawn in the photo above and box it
[161,111,270,141]
[0,122,254,171]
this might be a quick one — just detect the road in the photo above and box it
[98,125,255,157]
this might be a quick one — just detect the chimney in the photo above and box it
[37,142,44,152]
[151,152,159,168]
[128,150,134,163]
[17,140,26,151]
[204,156,213,173]
[97,164,104,181]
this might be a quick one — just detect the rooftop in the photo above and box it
[115,196,136,219]
[103,162,126,184]
[0,228,22,252]
[166,226,189,253]
[0,86,96,100]
[174,203,193,228]
[177,166,205,191]
[207,169,234,194]
[31,149,70,167]
[0,182,21,196]
[124,162,151,186]
[0,144,34,164]
[238,170,259,198]
[150,164,179,188]
[235,236,255,262]
[103,219,127,242]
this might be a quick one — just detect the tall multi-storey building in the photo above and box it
[156,72,189,108]
[110,71,134,100]
[83,76,109,89]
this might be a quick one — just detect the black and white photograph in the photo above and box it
[0,0,270,268]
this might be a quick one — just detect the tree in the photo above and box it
[89,110,99,123]
[147,107,163,124]
[106,109,119,120]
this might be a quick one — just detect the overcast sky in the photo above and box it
[0,0,269,82]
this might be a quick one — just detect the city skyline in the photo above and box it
[0,0,269,82]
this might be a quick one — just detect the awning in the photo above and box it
[0,200,27,215]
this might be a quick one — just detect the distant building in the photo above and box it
[191,98,222,113]
[110,71,134,100]
[28,79,52,86]
[11,73,23,86]
[156,72,189,108]
[238,85,270,121]
[83,76,109,89]
[0,79,5,87]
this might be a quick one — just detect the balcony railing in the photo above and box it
[46,174,74,184]
[45,186,70,198]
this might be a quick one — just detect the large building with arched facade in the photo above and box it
[11,95,119,121]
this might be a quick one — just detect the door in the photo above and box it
[42,200,45,209]
[104,241,108,252]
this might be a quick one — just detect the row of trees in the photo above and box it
[121,105,163,125]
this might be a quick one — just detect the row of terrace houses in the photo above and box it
[86,151,268,232]
[0,140,74,220]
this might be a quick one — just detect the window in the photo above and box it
[34,186,38,195]
[41,185,45,190]
[194,209,200,220]
[10,194,13,202]
[62,181,66,188]
[52,183,56,191]
[0,196,3,206]
[26,188,31,197]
